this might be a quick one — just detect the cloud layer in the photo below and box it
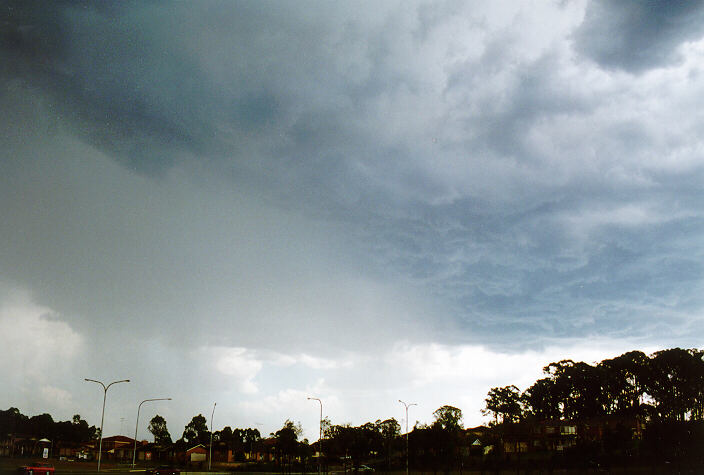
[3,0,704,439]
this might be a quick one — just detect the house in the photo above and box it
[251,438,276,462]
[500,421,578,454]
[578,416,644,443]
[185,444,208,467]
[463,426,489,456]
[210,440,235,463]
[100,435,137,461]
[134,441,157,463]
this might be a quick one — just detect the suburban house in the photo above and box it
[500,421,578,454]
[183,444,208,467]
[99,435,136,462]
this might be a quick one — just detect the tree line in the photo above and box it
[243,404,465,472]
[147,413,262,462]
[1,405,467,471]
[0,408,98,443]
[483,347,704,423]
[8,346,704,469]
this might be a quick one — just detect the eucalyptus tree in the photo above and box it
[598,350,649,416]
[483,385,523,424]
[644,348,704,421]
[148,414,172,445]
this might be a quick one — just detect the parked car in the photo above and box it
[17,462,55,475]
[347,465,375,472]
[146,466,180,475]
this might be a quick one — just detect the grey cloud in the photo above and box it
[574,0,704,73]
[10,0,704,441]
[4,0,704,354]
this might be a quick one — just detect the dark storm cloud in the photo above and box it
[1,1,448,205]
[574,0,704,73]
[2,1,227,175]
[7,0,704,435]
[4,0,704,352]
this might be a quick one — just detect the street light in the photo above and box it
[84,378,130,472]
[209,402,216,471]
[307,397,322,475]
[132,398,172,468]
[399,400,417,475]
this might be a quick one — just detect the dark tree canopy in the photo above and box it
[148,414,172,445]
[0,408,97,442]
[483,385,523,424]
[182,414,209,445]
[272,419,303,463]
[432,405,463,431]
[485,347,704,424]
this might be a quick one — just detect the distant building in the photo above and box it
[185,444,207,466]
[500,421,578,454]
[100,435,137,461]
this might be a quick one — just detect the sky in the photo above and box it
[2,0,704,442]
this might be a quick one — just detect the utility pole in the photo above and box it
[399,400,417,475]
[209,402,216,471]
[308,397,323,475]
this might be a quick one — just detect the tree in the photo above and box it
[321,416,332,438]
[69,414,96,442]
[273,420,302,468]
[430,406,463,472]
[216,426,233,444]
[0,407,29,437]
[432,405,463,431]
[483,385,523,424]
[149,414,172,445]
[243,427,261,445]
[212,426,260,461]
[643,348,704,421]
[182,414,209,445]
[538,359,610,420]
[377,418,400,439]
[523,377,561,420]
[377,418,400,469]
[599,350,648,416]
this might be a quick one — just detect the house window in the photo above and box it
[560,426,576,435]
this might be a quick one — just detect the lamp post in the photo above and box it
[208,402,216,471]
[307,397,322,475]
[84,378,130,472]
[132,398,172,468]
[399,400,416,475]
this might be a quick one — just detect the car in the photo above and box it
[146,466,181,475]
[356,465,375,472]
[17,463,55,475]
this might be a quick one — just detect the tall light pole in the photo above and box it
[399,400,417,475]
[132,398,172,468]
[307,397,322,475]
[84,378,130,472]
[208,402,216,471]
